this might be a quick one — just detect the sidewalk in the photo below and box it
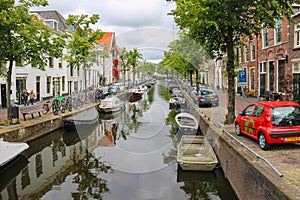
[0,101,97,129]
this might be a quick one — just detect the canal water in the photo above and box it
[0,82,238,200]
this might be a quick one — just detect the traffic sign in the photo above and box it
[238,70,247,83]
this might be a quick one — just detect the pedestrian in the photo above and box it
[29,90,36,105]
[22,89,29,106]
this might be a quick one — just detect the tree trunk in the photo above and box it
[225,28,236,124]
[189,71,193,86]
[6,60,13,122]
[196,69,199,90]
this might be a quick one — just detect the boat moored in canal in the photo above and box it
[175,112,199,135]
[98,97,124,113]
[0,139,29,168]
[177,135,218,171]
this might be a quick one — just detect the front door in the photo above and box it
[16,78,27,105]
[36,76,40,101]
[1,84,6,108]
[260,74,266,97]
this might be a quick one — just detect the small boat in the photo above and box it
[63,107,99,129]
[175,112,198,135]
[137,85,148,91]
[98,97,124,113]
[128,88,143,97]
[0,140,29,167]
[177,135,218,171]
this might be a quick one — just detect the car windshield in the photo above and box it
[271,106,300,126]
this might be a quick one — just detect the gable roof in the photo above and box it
[30,10,73,33]
[97,32,115,51]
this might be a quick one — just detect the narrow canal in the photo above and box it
[0,82,238,200]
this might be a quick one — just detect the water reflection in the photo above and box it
[0,82,237,200]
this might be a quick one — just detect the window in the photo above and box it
[47,76,51,93]
[62,76,65,91]
[260,62,266,73]
[236,47,242,63]
[275,20,282,44]
[45,20,58,31]
[295,23,300,47]
[250,40,256,61]
[244,105,255,116]
[293,62,300,73]
[49,57,54,68]
[70,67,74,77]
[244,43,249,62]
[58,57,63,68]
[250,68,255,90]
[253,106,264,117]
[262,25,268,48]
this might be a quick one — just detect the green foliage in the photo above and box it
[127,48,143,82]
[64,14,104,69]
[137,61,156,75]
[0,0,64,70]
[161,32,207,84]
[0,0,65,120]
[167,0,300,123]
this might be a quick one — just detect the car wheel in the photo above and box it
[235,124,242,136]
[258,133,270,150]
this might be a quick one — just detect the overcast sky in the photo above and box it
[31,0,179,63]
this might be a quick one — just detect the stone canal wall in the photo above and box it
[184,93,296,200]
[0,104,99,142]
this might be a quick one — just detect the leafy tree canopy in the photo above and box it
[166,0,300,123]
[64,14,104,69]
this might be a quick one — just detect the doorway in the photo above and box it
[16,78,27,105]
[1,84,6,108]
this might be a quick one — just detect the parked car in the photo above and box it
[196,89,219,107]
[235,101,300,150]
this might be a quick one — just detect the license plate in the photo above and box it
[207,96,214,99]
[285,137,300,142]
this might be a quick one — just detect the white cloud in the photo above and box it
[31,0,179,62]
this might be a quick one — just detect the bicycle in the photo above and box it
[42,100,50,114]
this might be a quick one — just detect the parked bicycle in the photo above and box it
[42,100,50,114]
[52,96,66,115]
[65,96,72,111]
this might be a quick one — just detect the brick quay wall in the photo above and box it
[184,93,300,200]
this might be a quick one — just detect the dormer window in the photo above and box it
[45,20,58,31]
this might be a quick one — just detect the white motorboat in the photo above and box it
[175,112,199,135]
[177,135,218,171]
[0,140,29,167]
[98,97,124,113]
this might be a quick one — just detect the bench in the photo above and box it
[19,104,44,121]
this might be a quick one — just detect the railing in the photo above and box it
[182,87,284,177]
[210,117,283,177]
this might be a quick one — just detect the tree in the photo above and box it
[0,0,65,122]
[167,0,300,123]
[137,61,156,76]
[119,47,130,88]
[161,32,207,87]
[127,48,143,84]
[64,14,104,100]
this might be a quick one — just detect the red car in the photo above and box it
[235,101,300,150]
